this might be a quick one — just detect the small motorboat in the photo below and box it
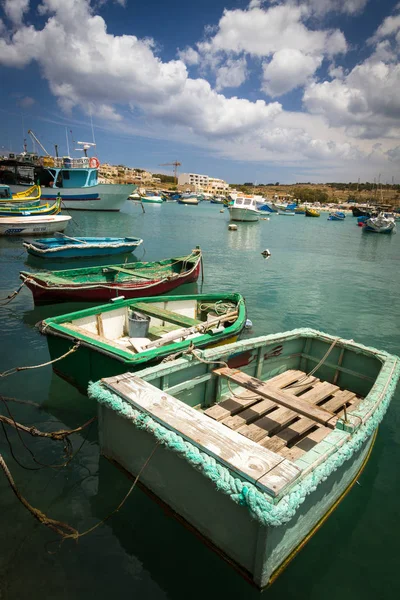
[363,214,396,234]
[23,234,143,259]
[20,247,202,304]
[0,214,71,236]
[229,197,259,222]
[305,208,320,217]
[328,211,345,221]
[38,292,246,392]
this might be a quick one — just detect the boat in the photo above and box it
[23,234,143,259]
[0,184,41,208]
[88,328,399,589]
[20,248,202,305]
[210,196,225,204]
[328,211,345,221]
[11,184,42,202]
[229,197,259,222]
[139,192,164,204]
[362,214,396,234]
[2,156,133,211]
[305,208,320,217]
[178,194,199,205]
[0,214,71,236]
[0,196,61,217]
[38,292,246,392]
[278,210,295,216]
[294,207,305,214]
[352,207,371,218]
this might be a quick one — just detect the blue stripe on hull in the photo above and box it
[41,194,100,200]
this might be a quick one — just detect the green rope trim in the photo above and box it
[88,358,400,528]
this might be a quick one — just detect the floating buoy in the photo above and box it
[245,318,253,329]
[260,217,270,221]
[228,224,237,230]
[261,249,271,258]
[220,209,224,213]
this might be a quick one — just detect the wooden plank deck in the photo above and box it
[205,368,362,464]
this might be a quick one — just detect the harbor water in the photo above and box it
[0,202,399,599]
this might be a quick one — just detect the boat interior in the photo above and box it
[51,297,241,354]
[135,332,383,464]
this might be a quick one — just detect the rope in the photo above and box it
[286,337,340,389]
[0,343,80,379]
[0,281,28,306]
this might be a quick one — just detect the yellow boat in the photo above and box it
[12,184,42,202]
[305,207,320,217]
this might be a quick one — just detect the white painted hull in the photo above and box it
[0,214,71,236]
[10,183,134,211]
[229,207,259,222]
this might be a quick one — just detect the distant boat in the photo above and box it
[23,234,143,259]
[0,214,71,236]
[278,210,295,216]
[139,193,164,204]
[363,214,396,234]
[328,211,346,221]
[0,184,41,208]
[20,247,203,304]
[352,207,371,218]
[38,292,246,391]
[305,208,320,217]
[229,197,259,222]
[178,194,199,205]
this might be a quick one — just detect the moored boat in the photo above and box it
[229,197,259,222]
[0,184,41,207]
[278,210,295,216]
[363,214,396,234]
[20,248,202,304]
[0,214,71,236]
[352,206,371,218]
[0,196,61,217]
[178,194,199,205]
[38,292,246,392]
[328,211,345,221]
[89,328,399,589]
[23,234,143,259]
[305,208,320,217]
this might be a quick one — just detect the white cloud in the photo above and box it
[262,49,322,96]
[369,14,400,42]
[3,0,30,25]
[17,95,35,108]
[215,57,247,91]
[304,0,369,16]
[177,46,199,66]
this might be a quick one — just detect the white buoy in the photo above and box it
[245,319,253,329]
[261,249,271,258]
[228,224,238,230]
[220,209,224,213]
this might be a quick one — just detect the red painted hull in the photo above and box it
[24,262,201,305]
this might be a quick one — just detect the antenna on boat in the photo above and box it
[76,141,96,157]
[27,130,50,156]
[65,127,70,157]
[89,107,96,146]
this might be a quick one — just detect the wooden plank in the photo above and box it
[294,426,332,453]
[204,369,304,422]
[133,301,201,328]
[214,368,338,427]
[322,390,356,413]
[96,313,104,337]
[103,376,301,496]
[256,460,301,496]
[104,266,154,279]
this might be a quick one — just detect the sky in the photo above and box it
[0,0,399,184]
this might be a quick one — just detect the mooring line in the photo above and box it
[0,343,80,379]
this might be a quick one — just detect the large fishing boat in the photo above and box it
[89,328,399,589]
[38,292,246,392]
[1,156,134,211]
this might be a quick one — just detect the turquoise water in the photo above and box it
[0,202,399,599]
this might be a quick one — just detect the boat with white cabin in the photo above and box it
[229,196,259,222]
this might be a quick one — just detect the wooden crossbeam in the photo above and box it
[103,266,154,279]
[132,301,200,328]
[214,368,338,428]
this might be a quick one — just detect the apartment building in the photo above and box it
[178,172,229,194]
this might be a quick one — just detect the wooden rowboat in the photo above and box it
[20,248,202,305]
[0,184,41,208]
[0,196,61,217]
[89,329,399,588]
[38,292,246,392]
[0,214,71,236]
[23,234,143,259]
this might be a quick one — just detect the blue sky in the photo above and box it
[0,0,399,183]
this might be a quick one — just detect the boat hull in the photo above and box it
[178,198,199,205]
[10,184,133,211]
[23,237,143,259]
[0,215,71,236]
[229,207,259,222]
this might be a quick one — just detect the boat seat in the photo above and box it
[128,337,152,353]
[132,302,201,328]
[102,266,154,280]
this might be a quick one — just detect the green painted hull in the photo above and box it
[40,292,246,393]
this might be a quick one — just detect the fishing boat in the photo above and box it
[38,293,246,392]
[210,196,225,204]
[0,214,71,236]
[3,156,133,211]
[362,214,396,234]
[305,208,320,217]
[328,211,345,221]
[139,193,164,204]
[89,328,399,589]
[0,196,61,217]
[178,194,199,205]
[278,210,295,216]
[20,248,202,305]
[0,184,42,207]
[23,234,143,259]
[294,207,305,214]
[229,197,259,222]
[351,207,371,218]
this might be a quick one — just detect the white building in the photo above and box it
[178,172,229,194]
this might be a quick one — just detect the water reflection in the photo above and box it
[357,230,395,263]
[226,221,261,252]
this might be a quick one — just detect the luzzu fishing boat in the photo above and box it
[20,248,202,305]
[305,207,320,217]
[0,184,41,208]
[0,196,61,217]
[89,328,399,589]
[38,293,246,392]
[328,211,345,221]
[23,234,143,259]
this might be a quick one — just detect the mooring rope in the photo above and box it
[0,280,28,306]
[285,337,340,389]
[0,343,80,379]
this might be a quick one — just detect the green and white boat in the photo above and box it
[39,293,246,392]
[89,328,399,588]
